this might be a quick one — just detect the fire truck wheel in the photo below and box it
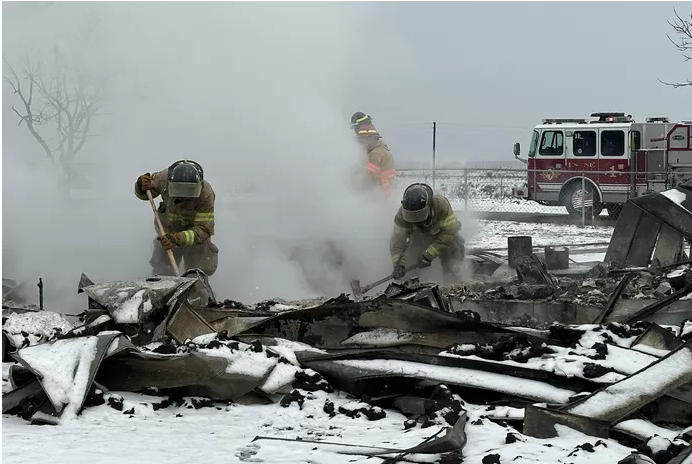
[606,204,623,220]
[561,182,603,218]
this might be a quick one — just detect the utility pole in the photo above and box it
[432,121,437,190]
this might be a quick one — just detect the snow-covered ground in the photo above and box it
[465,220,613,251]
[2,376,638,464]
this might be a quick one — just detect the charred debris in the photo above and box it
[3,187,692,463]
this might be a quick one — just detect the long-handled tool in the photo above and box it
[146,190,180,276]
[350,263,420,301]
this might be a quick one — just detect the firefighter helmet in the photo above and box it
[351,112,380,138]
[167,160,203,198]
[401,183,433,223]
[351,112,371,127]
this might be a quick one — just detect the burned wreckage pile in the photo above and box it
[4,187,692,464]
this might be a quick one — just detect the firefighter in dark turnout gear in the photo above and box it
[135,160,219,277]
[390,183,466,283]
[351,112,396,195]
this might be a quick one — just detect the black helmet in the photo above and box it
[167,160,203,198]
[401,183,433,223]
[351,111,371,128]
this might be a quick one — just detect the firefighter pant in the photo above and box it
[149,238,219,277]
[405,231,466,284]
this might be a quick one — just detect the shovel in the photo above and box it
[146,190,180,276]
[350,263,420,301]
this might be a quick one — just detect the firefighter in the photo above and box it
[389,183,466,283]
[351,112,395,195]
[134,160,219,278]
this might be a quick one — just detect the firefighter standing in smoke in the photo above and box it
[390,183,466,283]
[134,160,219,276]
[351,112,396,195]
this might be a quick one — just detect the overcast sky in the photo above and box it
[3,2,690,168]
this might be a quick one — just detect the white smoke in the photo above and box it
[2,2,413,309]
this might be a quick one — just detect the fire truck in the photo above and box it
[512,112,692,219]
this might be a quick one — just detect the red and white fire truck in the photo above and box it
[512,112,692,219]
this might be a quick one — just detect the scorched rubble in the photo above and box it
[3,272,692,464]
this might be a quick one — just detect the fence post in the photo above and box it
[432,121,437,190]
[581,172,586,228]
[500,175,504,201]
[464,168,469,211]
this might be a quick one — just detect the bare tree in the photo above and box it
[3,14,107,174]
[662,7,692,88]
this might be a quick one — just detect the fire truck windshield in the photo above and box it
[528,130,539,157]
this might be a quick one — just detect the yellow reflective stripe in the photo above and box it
[391,254,402,265]
[194,212,214,222]
[441,215,458,227]
[181,230,195,246]
[168,213,182,221]
[425,245,440,259]
[355,114,369,123]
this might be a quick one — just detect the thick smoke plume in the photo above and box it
[2,2,412,309]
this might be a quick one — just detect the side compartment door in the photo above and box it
[598,128,628,202]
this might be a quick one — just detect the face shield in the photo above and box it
[401,204,430,224]
[168,181,202,198]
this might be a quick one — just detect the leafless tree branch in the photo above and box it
[663,7,692,88]
[3,56,56,161]
[2,15,109,172]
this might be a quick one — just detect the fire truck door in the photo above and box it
[598,128,628,200]
[567,128,598,182]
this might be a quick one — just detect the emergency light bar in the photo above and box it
[542,118,588,124]
[646,117,670,123]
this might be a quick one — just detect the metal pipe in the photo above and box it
[37,278,44,311]
[432,121,437,190]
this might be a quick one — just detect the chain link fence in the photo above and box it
[396,167,678,217]
[397,167,563,214]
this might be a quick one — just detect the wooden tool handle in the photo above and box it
[146,190,180,276]
[362,263,421,293]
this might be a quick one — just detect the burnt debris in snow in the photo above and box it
[3,223,692,463]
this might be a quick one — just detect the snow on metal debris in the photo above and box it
[2,311,74,348]
[332,359,577,404]
[662,189,691,213]
[110,289,150,324]
[341,328,418,346]
[16,336,99,421]
[632,345,671,358]
[197,341,278,378]
[568,344,692,419]
[682,321,692,339]
[613,419,682,441]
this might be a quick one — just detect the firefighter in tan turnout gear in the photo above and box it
[390,183,466,283]
[135,160,219,277]
[351,112,395,195]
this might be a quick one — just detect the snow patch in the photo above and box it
[333,358,577,403]
[17,336,99,421]
[613,419,682,441]
[569,346,692,418]
[662,189,691,213]
[199,343,277,379]
[341,328,416,346]
[110,289,146,324]
[3,311,74,339]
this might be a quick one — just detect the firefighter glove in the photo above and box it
[418,255,433,268]
[157,233,182,250]
[393,265,406,280]
[137,173,153,192]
